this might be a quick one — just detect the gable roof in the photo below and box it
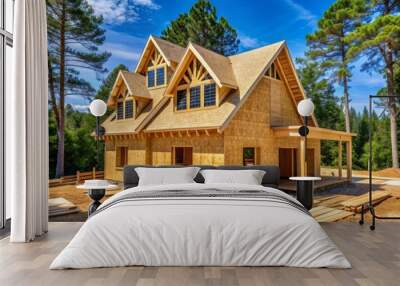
[141,40,317,132]
[165,43,238,96]
[135,35,186,74]
[104,36,318,135]
[228,41,284,99]
[108,71,151,106]
[219,42,317,130]
[190,43,238,88]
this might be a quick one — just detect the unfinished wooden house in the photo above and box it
[102,35,354,182]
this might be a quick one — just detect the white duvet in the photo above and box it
[50,183,351,269]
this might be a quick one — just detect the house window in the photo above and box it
[116,146,128,168]
[243,147,256,166]
[265,62,281,80]
[190,86,201,109]
[204,83,216,106]
[125,100,134,118]
[156,67,165,86]
[147,70,155,87]
[117,100,124,120]
[174,58,219,111]
[177,89,187,110]
[173,147,193,166]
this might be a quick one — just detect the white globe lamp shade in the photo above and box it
[89,99,107,117]
[297,98,315,117]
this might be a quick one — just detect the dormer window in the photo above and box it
[117,96,124,120]
[156,67,165,86]
[147,70,155,87]
[125,99,134,118]
[146,48,167,88]
[176,89,187,110]
[204,83,216,107]
[174,58,218,111]
[190,86,201,109]
[116,94,135,120]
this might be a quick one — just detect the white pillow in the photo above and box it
[135,167,200,186]
[200,169,266,185]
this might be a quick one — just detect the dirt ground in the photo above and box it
[316,177,400,222]
[49,176,400,223]
[322,167,400,178]
[48,184,121,222]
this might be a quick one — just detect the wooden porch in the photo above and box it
[273,126,356,180]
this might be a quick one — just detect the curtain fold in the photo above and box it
[10,0,49,242]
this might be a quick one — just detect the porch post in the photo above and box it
[338,141,342,178]
[346,140,352,181]
[300,137,306,176]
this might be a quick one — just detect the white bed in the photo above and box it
[50,183,351,269]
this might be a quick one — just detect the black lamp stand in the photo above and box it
[359,95,400,230]
[96,116,100,167]
[298,116,309,175]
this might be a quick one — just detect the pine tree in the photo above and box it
[353,107,369,168]
[296,57,342,130]
[161,0,239,56]
[296,56,343,167]
[346,0,400,168]
[306,0,366,133]
[47,0,111,177]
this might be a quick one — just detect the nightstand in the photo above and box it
[77,180,119,216]
[289,176,321,210]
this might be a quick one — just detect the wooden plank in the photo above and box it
[310,206,334,217]
[314,195,340,203]
[315,209,353,222]
[318,195,351,208]
[49,207,80,217]
[341,191,391,208]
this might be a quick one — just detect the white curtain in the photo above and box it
[9,0,49,242]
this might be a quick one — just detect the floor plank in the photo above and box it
[0,222,399,286]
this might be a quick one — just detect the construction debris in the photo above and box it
[49,197,80,217]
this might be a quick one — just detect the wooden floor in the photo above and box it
[0,222,399,286]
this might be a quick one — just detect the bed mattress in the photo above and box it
[50,183,350,269]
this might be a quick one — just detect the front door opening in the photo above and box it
[279,148,297,178]
[173,147,193,165]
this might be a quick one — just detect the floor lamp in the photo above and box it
[297,98,315,175]
[290,98,319,211]
[359,95,400,230]
[89,99,107,167]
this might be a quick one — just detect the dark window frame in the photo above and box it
[243,147,256,166]
[124,99,134,119]
[204,83,216,107]
[156,66,165,86]
[190,86,201,109]
[176,89,187,111]
[173,147,193,166]
[147,69,155,87]
[117,98,124,120]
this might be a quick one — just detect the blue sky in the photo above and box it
[71,0,385,112]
